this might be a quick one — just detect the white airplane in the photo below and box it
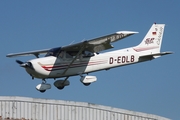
[7,23,172,93]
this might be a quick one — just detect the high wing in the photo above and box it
[62,31,138,53]
[6,31,138,57]
[6,49,50,57]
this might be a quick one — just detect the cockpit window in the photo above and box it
[82,51,94,57]
[66,51,79,58]
[45,48,94,59]
[45,47,61,57]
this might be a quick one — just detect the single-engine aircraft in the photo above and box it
[6,23,172,93]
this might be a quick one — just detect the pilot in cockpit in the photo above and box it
[82,51,94,58]
[58,51,64,58]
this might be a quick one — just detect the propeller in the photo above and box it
[16,60,24,65]
[16,60,34,69]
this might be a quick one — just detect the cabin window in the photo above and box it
[66,51,79,58]
[46,49,94,59]
[58,51,65,58]
[82,51,94,58]
[45,47,61,57]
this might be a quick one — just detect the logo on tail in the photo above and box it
[157,26,163,45]
[145,38,155,45]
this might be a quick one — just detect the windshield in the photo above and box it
[45,47,61,57]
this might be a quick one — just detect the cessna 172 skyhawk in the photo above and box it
[7,23,172,93]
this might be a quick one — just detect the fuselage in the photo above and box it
[25,48,140,79]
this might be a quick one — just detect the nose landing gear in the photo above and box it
[36,79,51,93]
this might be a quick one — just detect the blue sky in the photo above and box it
[0,0,179,119]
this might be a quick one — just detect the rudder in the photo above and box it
[134,23,165,54]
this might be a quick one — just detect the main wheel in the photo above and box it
[39,90,46,93]
[83,83,91,86]
[57,86,65,90]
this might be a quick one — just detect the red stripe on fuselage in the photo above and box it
[41,60,107,71]
[133,46,159,52]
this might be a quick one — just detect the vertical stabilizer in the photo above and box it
[134,23,165,54]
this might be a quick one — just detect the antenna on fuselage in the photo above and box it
[81,38,86,42]
[69,40,75,45]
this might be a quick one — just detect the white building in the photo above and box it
[0,96,170,120]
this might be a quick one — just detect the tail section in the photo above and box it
[134,23,165,54]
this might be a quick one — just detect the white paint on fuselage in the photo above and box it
[25,48,140,79]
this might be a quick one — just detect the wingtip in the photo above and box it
[165,51,173,54]
[6,54,11,57]
[116,31,139,34]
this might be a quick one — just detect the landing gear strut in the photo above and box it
[39,79,46,93]
[42,79,46,84]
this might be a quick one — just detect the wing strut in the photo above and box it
[62,42,86,75]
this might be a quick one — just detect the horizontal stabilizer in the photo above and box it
[139,51,173,61]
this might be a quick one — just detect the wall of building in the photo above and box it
[0,96,170,120]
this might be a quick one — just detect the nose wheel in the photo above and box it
[36,79,51,93]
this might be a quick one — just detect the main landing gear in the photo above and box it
[54,77,70,90]
[80,75,97,86]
